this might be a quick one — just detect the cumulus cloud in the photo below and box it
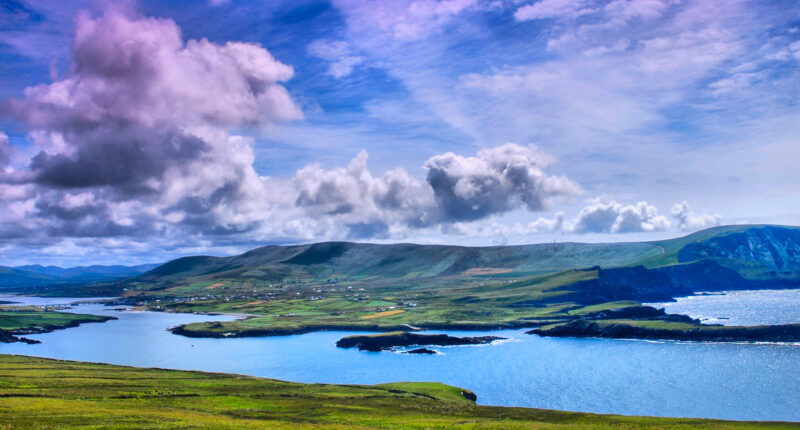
[425,143,582,222]
[671,201,722,231]
[496,198,724,236]
[527,212,567,234]
[294,150,433,223]
[308,39,364,78]
[503,197,674,235]
[292,143,580,237]
[571,198,670,233]
[0,9,302,241]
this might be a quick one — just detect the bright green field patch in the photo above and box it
[569,301,641,315]
[597,319,701,330]
[0,309,109,331]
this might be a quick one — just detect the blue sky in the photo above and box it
[0,0,799,266]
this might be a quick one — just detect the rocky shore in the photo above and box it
[0,328,40,344]
[403,347,438,354]
[528,319,800,342]
[335,331,506,352]
[0,314,117,344]
[168,319,558,338]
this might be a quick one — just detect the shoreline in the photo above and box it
[528,319,800,343]
[11,295,800,345]
[3,354,797,427]
[167,305,800,344]
[0,314,117,344]
[168,318,561,338]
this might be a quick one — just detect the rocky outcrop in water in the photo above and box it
[336,332,505,352]
[404,347,438,354]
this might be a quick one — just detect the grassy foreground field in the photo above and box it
[1,355,797,429]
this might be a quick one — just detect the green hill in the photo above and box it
[6,225,799,338]
[134,224,800,285]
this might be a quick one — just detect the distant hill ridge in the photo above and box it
[0,263,160,290]
[3,225,798,296]
[138,224,800,283]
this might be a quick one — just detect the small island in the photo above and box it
[336,331,506,352]
[404,347,438,355]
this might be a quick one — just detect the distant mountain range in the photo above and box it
[0,263,160,290]
[138,224,800,283]
[3,225,799,301]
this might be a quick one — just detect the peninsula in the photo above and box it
[0,307,116,343]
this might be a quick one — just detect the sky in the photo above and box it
[0,0,798,266]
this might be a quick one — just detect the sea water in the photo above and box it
[2,293,799,422]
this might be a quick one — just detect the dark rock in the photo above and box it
[461,390,477,402]
[0,328,40,344]
[404,347,438,354]
[336,332,506,352]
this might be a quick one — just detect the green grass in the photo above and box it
[151,270,598,336]
[0,308,110,332]
[24,225,798,338]
[1,355,796,429]
[567,301,640,316]
[595,319,702,330]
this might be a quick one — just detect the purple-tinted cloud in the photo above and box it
[424,143,582,222]
[293,143,581,237]
[1,10,302,240]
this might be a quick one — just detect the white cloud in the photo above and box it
[1,10,302,241]
[571,198,670,233]
[424,143,582,221]
[671,201,722,231]
[293,143,580,236]
[308,39,365,78]
[515,0,595,21]
[337,0,480,43]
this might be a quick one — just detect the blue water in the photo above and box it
[2,295,800,422]
[647,289,800,326]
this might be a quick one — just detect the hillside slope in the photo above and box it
[0,263,159,291]
[137,225,800,285]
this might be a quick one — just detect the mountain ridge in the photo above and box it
[135,224,800,284]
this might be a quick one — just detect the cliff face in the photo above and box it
[678,226,800,273]
[558,260,770,303]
